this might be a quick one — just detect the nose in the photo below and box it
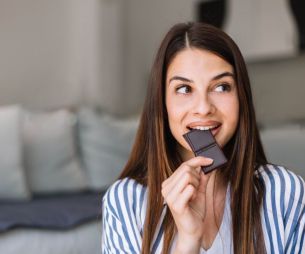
[192,93,216,116]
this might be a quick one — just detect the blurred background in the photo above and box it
[0,0,304,253]
[0,0,305,117]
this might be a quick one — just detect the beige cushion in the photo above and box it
[78,108,138,190]
[0,105,30,199]
[23,109,88,193]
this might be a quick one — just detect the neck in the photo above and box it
[206,170,227,197]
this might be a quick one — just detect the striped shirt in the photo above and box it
[101,164,305,253]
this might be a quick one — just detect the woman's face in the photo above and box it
[165,48,239,160]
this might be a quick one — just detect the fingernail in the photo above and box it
[206,158,214,163]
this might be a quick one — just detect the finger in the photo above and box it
[183,156,213,169]
[162,163,194,188]
[163,171,200,205]
[162,167,200,197]
[162,170,200,205]
[162,156,212,189]
[169,184,196,215]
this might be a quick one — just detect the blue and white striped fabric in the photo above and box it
[101,164,305,253]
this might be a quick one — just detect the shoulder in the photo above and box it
[102,178,147,252]
[257,164,305,213]
[257,165,305,252]
[257,164,305,198]
[102,177,147,218]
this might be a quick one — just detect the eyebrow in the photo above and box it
[168,71,235,84]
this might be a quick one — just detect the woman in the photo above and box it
[101,22,305,254]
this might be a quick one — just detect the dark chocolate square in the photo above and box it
[183,129,227,174]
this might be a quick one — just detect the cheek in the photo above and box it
[224,96,239,128]
[213,95,239,127]
[166,105,182,133]
[166,96,185,123]
[166,98,189,141]
[217,92,238,113]
[230,95,239,122]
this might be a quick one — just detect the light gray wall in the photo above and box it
[225,0,297,60]
[0,0,81,109]
[0,0,124,112]
[89,0,125,114]
[248,54,305,126]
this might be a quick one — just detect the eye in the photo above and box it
[214,83,232,92]
[176,85,192,94]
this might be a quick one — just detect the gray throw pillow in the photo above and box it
[78,108,139,190]
[23,109,88,193]
[0,105,31,199]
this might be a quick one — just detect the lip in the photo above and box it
[187,121,221,129]
[186,121,222,137]
[210,124,221,136]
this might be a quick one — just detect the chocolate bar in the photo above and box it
[183,129,227,174]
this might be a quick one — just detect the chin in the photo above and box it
[216,129,234,148]
[215,135,225,147]
[218,137,232,148]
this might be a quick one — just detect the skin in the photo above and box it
[161,48,239,252]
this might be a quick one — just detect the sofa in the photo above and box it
[0,105,139,254]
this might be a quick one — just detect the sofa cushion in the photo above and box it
[260,123,305,179]
[0,105,30,200]
[78,108,138,190]
[23,109,88,193]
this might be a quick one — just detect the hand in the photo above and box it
[161,156,213,252]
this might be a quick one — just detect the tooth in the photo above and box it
[190,125,218,131]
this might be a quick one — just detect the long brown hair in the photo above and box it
[120,22,267,254]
